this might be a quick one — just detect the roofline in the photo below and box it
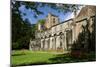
[49,18,73,28]
[46,13,58,17]
[76,15,96,23]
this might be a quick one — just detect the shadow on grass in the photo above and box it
[49,54,74,63]
[49,53,96,64]
[12,54,26,56]
[11,52,96,67]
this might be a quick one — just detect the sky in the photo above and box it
[18,2,75,24]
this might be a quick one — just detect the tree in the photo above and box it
[14,1,81,18]
[71,17,96,58]
[12,1,32,50]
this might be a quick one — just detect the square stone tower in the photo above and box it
[45,13,59,29]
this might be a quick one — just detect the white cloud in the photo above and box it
[64,12,74,21]
[64,6,84,21]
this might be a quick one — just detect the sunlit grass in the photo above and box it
[11,50,96,66]
[11,50,56,66]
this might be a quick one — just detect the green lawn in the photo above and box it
[11,50,96,66]
[11,50,58,66]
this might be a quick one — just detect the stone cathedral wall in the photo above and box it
[29,6,96,52]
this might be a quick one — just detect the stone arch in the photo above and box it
[52,33,57,37]
[47,38,50,50]
[57,32,64,50]
[58,32,63,36]
[44,35,47,38]
[51,33,57,50]
[41,39,45,50]
[49,34,51,38]
[41,36,43,39]
[65,29,73,51]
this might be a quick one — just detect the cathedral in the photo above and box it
[29,5,96,52]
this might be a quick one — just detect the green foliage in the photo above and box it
[90,17,96,51]
[12,19,32,50]
[31,24,36,39]
[71,17,96,58]
[13,1,81,18]
[38,19,45,25]
[33,19,45,32]
[12,2,32,49]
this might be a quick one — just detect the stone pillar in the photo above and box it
[52,37,54,50]
[56,36,60,50]
[71,30,73,45]
[72,26,75,43]
[42,39,45,50]
[66,31,68,50]
[55,36,56,50]
[45,38,48,50]
[68,30,72,50]
[52,37,56,50]
[50,37,53,50]
[64,32,67,50]
[41,39,45,50]
[62,34,65,50]
[68,31,70,50]
[47,38,50,50]
[29,41,32,51]
[41,39,43,50]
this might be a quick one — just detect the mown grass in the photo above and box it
[11,50,60,66]
[11,50,96,66]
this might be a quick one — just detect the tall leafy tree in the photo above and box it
[12,1,32,49]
